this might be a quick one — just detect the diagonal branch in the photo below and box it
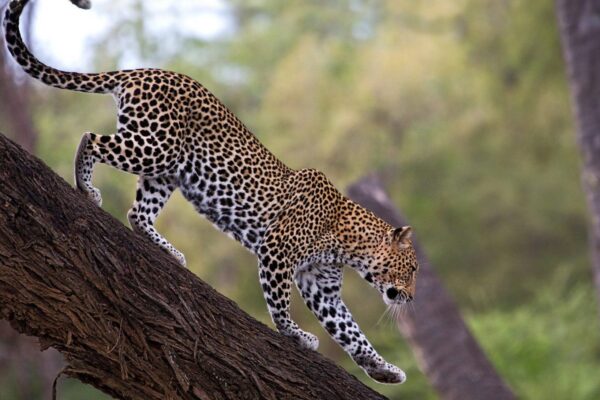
[0,132,386,400]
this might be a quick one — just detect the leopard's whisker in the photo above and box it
[390,304,400,321]
[388,305,399,328]
[375,305,391,327]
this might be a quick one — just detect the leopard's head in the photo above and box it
[363,226,418,305]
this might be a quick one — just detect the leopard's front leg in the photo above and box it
[296,266,406,384]
[258,258,319,350]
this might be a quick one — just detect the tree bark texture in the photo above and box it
[347,175,515,400]
[0,3,64,398]
[555,0,600,319]
[0,132,386,400]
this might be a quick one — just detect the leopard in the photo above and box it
[3,0,419,384]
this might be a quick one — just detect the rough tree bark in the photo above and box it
[347,175,515,400]
[0,3,65,398]
[555,0,600,319]
[0,132,386,400]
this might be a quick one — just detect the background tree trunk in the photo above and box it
[0,3,64,399]
[555,0,600,318]
[347,175,515,400]
[0,132,386,400]
[0,0,38,153]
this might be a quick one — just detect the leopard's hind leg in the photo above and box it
[74,127,180,204]
[74,132,104,206]
[74,127,184,264]
[75,131,139,206]
[128,176,186,267]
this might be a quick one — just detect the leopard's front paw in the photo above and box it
[363,361,406,384]
[284,329,319,351]
[299,331,319,351]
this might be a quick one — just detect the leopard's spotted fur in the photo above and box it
[4,0,419,384]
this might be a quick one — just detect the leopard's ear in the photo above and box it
[391,226,412,248]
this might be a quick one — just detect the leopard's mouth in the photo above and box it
[383,287,412,305]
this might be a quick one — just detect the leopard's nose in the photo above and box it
[386,287,399,300]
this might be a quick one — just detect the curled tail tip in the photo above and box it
[70,0,92,10]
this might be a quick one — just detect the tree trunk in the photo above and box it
[0,132,385,400]
[555,0,600,319]
[0,4,63,398]
[347,175,515,400]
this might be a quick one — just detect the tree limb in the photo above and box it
[347,175,515,400]
[0,132,386,400]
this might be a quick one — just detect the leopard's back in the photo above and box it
[102,67,293,251]
[171,73,295,251]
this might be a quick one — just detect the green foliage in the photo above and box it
[470,272,600,400]
[0,373,111,400]
[57,379,113,400]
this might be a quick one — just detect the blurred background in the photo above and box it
[0,0,597,399]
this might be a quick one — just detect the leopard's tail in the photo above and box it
[3,0,117,94]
